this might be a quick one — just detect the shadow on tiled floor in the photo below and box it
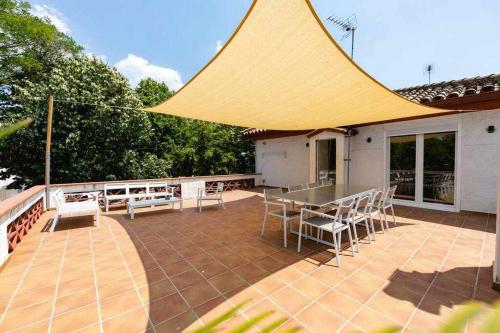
[0,189,497,333]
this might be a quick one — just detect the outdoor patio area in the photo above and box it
[0,188,497,333]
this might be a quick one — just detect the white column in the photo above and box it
[494,169,500,286]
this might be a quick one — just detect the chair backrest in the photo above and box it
[53,189,66,210]
[216,182,224,193]
[369,190,384,209]
[386,185,397,200]
[334,199,355,222]
[321,179,333,186]
[288,185,304,192]
[263,188,283,202]
[308,182,320,189]
[353,195,370,215]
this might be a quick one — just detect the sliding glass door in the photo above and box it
[423,132,456,205]
[389,135,416,200]
[388,131,457,209]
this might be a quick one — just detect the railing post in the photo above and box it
[45,95,54,209]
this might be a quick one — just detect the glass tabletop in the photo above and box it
[276,184,375,207]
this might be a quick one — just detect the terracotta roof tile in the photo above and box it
[243,73,500,137]
[395,74,500,103]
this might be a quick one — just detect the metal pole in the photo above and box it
[351,29,355,59]
[45,95,54,209]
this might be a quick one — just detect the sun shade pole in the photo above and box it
[45,95,54,209]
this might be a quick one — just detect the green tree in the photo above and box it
[0,56,172,187]
[135,78,255,177]
[0,0,81,84]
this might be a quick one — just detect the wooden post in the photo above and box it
[45,95,54,209]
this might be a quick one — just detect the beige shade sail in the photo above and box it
[147,0,452,130]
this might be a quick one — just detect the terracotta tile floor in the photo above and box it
[0,189,498,332]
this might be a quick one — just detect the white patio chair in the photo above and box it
[197,182,225,212]
[321,179,333,186]
[261,188,300,247]
[346,194,373,252]
[367,190,385,234]
[298,199,355,267]
[52,189,99,232]
[381,185,397,228]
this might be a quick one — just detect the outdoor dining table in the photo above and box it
[273,184,376,246]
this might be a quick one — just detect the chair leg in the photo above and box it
[50,213,60,232]
[283,219,288,248]
[220,199,225,210]
[333,230,340,267]
[378,211,385,233]
[383,207,389,230]
[261,212,268,236]
[346,227,355,257]
[369,215,376,240]
[390,205,396,226]
[297,222,303,252]
[364,218,371,243]
[95,211,99,228]
[351,223,359,252]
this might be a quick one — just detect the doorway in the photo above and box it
[316,139,336,183]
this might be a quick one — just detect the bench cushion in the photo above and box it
[59,201,99,214]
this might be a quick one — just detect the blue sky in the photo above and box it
[30,0,499,91]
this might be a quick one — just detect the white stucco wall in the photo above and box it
[255,135,310,187]
[253,109,499,213]
[350,109,500,213]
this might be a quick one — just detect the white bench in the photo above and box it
[52,189,99,232]
[104,182,174,212]
[127,197,183,219]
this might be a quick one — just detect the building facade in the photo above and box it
[243,74,500,213]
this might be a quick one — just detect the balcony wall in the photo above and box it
[0,174,260,267]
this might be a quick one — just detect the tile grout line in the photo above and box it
[465,213,490,333]
[284,208,427,331]
[471,213,491,300]
[126,223,206,328]
[0,232,48,324]
[336,210,451,333]
[204,206,420,331]
[47,229,70,332]
[401,212,470,331]
[89,226,104,333]
[140,217,256,329]
[222,206,417,331]
[105,217,157,333]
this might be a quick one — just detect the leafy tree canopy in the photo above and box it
[0,1,254,189]
[0,0,81,84]
[0,56,172,187]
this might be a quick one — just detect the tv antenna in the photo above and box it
[424,64,435,84]
[327,14,357,59]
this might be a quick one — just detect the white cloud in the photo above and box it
[32,4,70,34]
[215,40,223,53]
[115,54,183,91]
